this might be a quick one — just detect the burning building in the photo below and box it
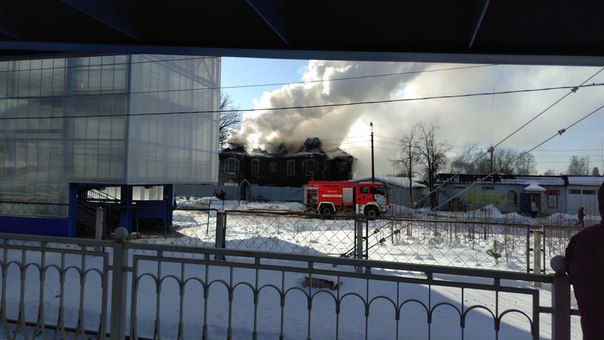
[219,138,354,187]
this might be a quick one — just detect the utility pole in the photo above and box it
[370,122,375,182]
[488,146,494,173]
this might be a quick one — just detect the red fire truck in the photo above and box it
[304,181,389,217]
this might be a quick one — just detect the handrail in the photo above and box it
[0,231,576,339]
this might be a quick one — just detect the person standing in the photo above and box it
[565,182,604,339]
[530,199,539,218]
[575,207,585,227]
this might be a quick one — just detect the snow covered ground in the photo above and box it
[0,199,586,339]
[171,198,586,273]
[168,198,585,338]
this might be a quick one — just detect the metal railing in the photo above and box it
[0,231,580,339]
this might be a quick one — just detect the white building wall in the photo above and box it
[0,55,220,218]
[127,55,219,184]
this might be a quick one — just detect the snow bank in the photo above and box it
[236,201,306,212]
[175,196,214,209]
[544,212,601,226]
[176,197,305,212]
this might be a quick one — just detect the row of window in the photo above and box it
[454,185,597,196]
[569,189,597,195]
[224,158,321,176]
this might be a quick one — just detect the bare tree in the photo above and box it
[451,145,536,175]
[394,125,420,207]
[450,144,490,174]
[592,167,601,176]
[492,148,518,174]
[415,122,449,209]
[567,156,589,175]
[514,152,537,175]
[219,93,242,149]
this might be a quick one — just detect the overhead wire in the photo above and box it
[3,83,603,121]
[492,68,604,149]
[403,68,604,211]
[0,63,494,100]
[221,64,495,91]
[432,101,604,211]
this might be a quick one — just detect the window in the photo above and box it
[372,186,386,195]
[286,160,296,176]
[547,194,559,208]
[225,158,239,174]
[303,159,317,175]
[251,159,259,175]
[269,161,277,173]
[583,189,596,195]
[506,190,517,207]
[569,189,581,195]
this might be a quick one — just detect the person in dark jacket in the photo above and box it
[575,207,585,226]
[565,182,604,339]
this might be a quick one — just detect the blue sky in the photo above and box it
[221,57,604,178]
[221,58,308,109]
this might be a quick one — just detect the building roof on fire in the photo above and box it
[221,138,353,159]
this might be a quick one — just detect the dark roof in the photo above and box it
[1,1,604,66]
[220,137,352,159]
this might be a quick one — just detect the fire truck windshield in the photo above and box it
[372,186,386,196]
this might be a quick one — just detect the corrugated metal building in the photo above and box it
[436,174,604,216]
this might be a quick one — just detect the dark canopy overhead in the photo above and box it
[1,0,604,65]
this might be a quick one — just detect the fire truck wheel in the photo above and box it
[365,207,379,219]
[320,205,334,215]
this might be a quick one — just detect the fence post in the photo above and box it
[355,217,364,273]
[550,255,571,340]
[533,228,543,287]
[215,211,226,261]
[95,206,104,251]
[110,227,129,339]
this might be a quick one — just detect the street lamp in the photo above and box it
[370,122,375,183]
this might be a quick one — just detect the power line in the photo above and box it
[492,68,604,150]
[0,63,493,101]
[3,83,603,121]
[397,68,604,210]
[432,101,604,211]
[221,64,496,91]
[534,148,604,152]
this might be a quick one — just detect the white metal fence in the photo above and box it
[0,231,579,339]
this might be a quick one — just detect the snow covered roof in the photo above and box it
[436,173,571,187]
[524,183,546,192]
[355,176,427,189]
[324,148,354,159]
[567,176,604,186]
[499,176,565,186]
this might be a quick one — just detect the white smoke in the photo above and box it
[232,61,604,177]
[232,60,429,172]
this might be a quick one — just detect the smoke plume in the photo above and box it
[231,61,428,172]
[231,61,604,177]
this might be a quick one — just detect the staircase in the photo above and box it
[76,189,121,237]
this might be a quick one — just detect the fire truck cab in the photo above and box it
[304,181,389,218]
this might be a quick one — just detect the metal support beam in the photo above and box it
[61,0,143,42]
[246,0,290,46]
[469,0,491,49]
